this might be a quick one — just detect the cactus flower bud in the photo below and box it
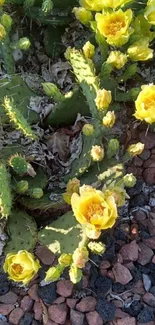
[1,14,12,31]
[18,37,31,50]
[42,0,53,14]
[45,265,64,282]
[88,241,106,255]
[95,89,112,110]
[127,142,144,157]
[16,180,29,194]
[72,7,93,25]
[91,145,104,162]
[58,254,72,267]
[123,173,136,187]
[107,51,127,69]
[86,225,101,239]
[28,188,43,199]
[0,24,6,40]
[66,178,80,194]
[102,111,116,128]
[72,247,89,268]
[42,82,64,102]
[69,264,82,284]
[82,123,94,136]
[83,41,95,59]
[108,139,120,152]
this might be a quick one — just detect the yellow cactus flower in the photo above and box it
[80,0,105,11]
[82,123,94,136]
[72,7,93,24]
[102,111,116,128]
[127,38,153,61]
[127,142,145,156]
[145,1,155,25]
[107,51,127,69]
[134,84,155,124]
[71,185,118,233]
[90,145,104,161]
[101,0,132,9]
[95,89,112,110]
[95,9,133,47]
[58,254,72,267]
[85,225,101,239]
[0,24,6,40]
[3,250,40,285]
[72,247,89,268]
[69,264,82,284]
[83,41,95,59]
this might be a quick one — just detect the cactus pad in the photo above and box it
[4,210,37,254]
[19,193,64,211]
[38,211,83,255]
[0,163,12,218]
[9,155,29,176]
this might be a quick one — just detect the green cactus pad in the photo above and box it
[9,155,29,176]
[38,211,83,255]
[0,144,25,161]
[4,210,37,254]
[0,75,39,124]
[0,163,12,218]
[19,193,64,211]
[14,167,48,190]
[26,7,73,26]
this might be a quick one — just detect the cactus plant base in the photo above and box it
[0,75,39,124]
[4,210,37,254]
[38,211,83,255]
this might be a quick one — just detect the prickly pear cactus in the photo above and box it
[13,168,48,190]
[27,188,44,199]
[19,193,64,211]
[4,210,37,254]
[8,155,29,176]
[38,211,83,255]
[0,163,12,218]
[0,75,39,124]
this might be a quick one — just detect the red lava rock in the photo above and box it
[100,260,111,269]
[86,311,103,325]
[148,213,155,235]
[45,321,58,325]
[119,240,139,261]
[143,168,155,185]
[0,291,18,304]
[115,254,123,264]
[143,237,155,250]
[35,245,55,265]
[143,293,155,307]
[133,156,143,167]
[34,301,42,321]
[56,280,74,298]
[116,316,136,325]
[127,166,137,176]
[0,303,14,315]
[132,280,145,295]
[115,308,129,319]
[28,284,39,302]
[152,256,155,264]
[137,322,155,325]
[113,300,123,308]
[53,297,65,304]
[20,295,33,312]
[124,262,134,270]
[112,263,133,285]
[76,297,97,313]
[137,242,154,265]
[70,309,84,325]
[65,321,71,325]
[48,303,68,324]
[82,275,89,289]
[9,307,24,325]
[134,210,146,222]
[107,270,115,281]
[139,131,155,149]
[66,298,78,309]
[144,159,155,168]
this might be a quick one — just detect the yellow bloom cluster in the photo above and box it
[96,9,133,46]
[134,85,155,124]
[71,185,118,239]
[3,250,40,285]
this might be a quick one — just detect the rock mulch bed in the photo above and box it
[0,130,155,325]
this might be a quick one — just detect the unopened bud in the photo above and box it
[58,254,72,267]
[45,265,64,282]
[1,14,12,31]
[108,139,120,152]
[69,264,82,284]
[28,188,43,199]
[91,145,104,161]
[66,178,80,194]
[95,89,112,110]
[88,241,106,255]
[0,24,6,40]
[16,180,29,194]
[11,37,31,50]
[82,123,94,136]
[123,173,137,187]
[102,111,116,128]
[72,7,93,25]
[42,82,64,102]
[107,51,127,69]
[72,247,89,269]
[127,142,144,157]
[42,0,53,14]
[83,41,95,59]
